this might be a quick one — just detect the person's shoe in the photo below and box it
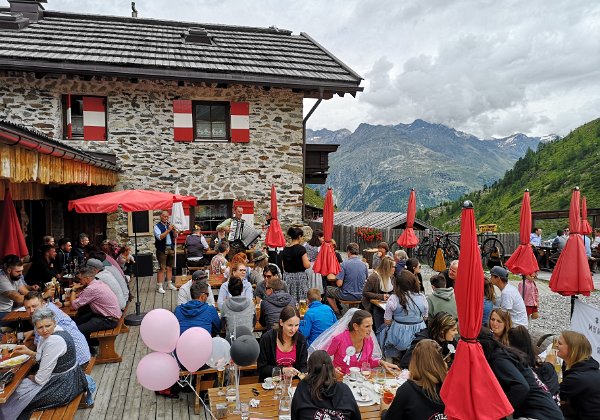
[167,282,177,291]
[157,286,166,294]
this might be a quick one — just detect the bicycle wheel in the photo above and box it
[416,243,431,264]
[443,242,460,266]
[426,246,437,268]
[481,238,505,269]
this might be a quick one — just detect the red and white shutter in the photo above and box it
[82,96,107,141]
[230,102,250,143]
[233,200,254,226]
[173,100,194,142]
[66,94,72,139]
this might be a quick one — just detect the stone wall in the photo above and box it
[0,71,305,252]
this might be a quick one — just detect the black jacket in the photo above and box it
[490,350,563,420]
[257,328,307,382]
[400,328,457,369]
[383,380,445,420]
[24,257,57,289]
[291,380,361,420]
[560,357,600,419]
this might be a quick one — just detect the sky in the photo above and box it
[46,0,600,138]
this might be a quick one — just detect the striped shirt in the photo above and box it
[71,279,122,319]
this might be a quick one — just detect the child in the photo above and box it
[518,273,539,320]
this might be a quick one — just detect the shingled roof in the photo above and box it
[0,5,362,98]
[318,211,434,230]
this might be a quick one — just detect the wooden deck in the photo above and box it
[74,276,204,420]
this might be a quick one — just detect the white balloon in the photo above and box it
[206,337,231,369]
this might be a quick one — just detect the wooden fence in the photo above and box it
[308,221,521,255]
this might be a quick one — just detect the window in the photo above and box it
[62,94,107,141]
[194,102,229,141]
[194,200,232,233]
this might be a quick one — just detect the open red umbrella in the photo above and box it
[505,189,539,276]
[550,187,593,297]
[580,196,593,235]
[396,188,419,248]
[441,201,513,420]
[313,188,340,276]
[0,189,29,259]
[264,184,286,248]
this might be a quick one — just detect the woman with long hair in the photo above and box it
[362,255,395,329]
[379,270,427,359]
[489,308,512,345]
[479,328,564,419]
[291,350,360,420]
[257,305,308,381]
[482,277,496,328]
[546,330,600,419]
[280,226,311,302]
[382,339,447,419]
[405,257,424,292]
[304,229,324,293]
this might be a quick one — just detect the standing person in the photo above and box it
[490,266,528,327]
[299,288,337,346]
[217,205,246,256]
[326,242,368,316]
[280,227,311,303]
[405,258,424,292]
[184,226,209,268]
[291,350,361,420]
[71,233,89,264]
[210,241,229,275]
[362,255,395,329]
[154,210,178,294]
[518,273,540,320]
[56,239,72,273]
[382,340,447,419]
[530,227,543,264]
[0,255,43,320]
[372,242,392,270]
[426,274,457,320]
[304,229,324,293]
[25,244,59,290]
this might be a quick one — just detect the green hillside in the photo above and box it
[419,118,600,233]
[304,185,326,209]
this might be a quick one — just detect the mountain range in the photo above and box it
[307,120,558,211]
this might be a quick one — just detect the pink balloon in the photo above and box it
[140,308,180,353]
[176,327,213,372]
[136,352,180,391]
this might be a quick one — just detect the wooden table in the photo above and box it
[0,356,36,403]
[3,304,78,323]
[370,299,387,311]
[207,381,382,419]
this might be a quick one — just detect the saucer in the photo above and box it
[262,382,275,390]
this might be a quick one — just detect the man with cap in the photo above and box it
[490,266,528,327]
[177,270,215,306]
[86,258,127,310]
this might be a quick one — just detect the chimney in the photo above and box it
[8,0,46,23]
[131,2,138,18]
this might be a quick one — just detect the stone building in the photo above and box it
[0,0,362,252]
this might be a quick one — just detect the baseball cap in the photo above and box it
[490,266,508,280]
[192,270,208,282]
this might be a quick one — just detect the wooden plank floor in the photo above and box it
[75,276,205,420]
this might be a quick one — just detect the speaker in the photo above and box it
[132,211,150,233]
[134,253,154,277]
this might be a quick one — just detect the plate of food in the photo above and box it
[352,386,376,406]
[0,344,17,352]
[0,354,29,368]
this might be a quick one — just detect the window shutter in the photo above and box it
[173,100,194,142]
[230,102,250,143]
[82,96,107,141]
[233,200,254,226]
[66,94,72,139]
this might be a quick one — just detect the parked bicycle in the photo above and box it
[426,232,460,268]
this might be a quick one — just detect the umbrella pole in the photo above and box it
[521,276,526,299]
[125,230,147,326]
[570,295,578,319]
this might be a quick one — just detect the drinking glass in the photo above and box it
[0,381,5,393]
[240,402,250,420]
[182,267,188,277]
[375,367,386,385]
[279,395,292,419]
[272,367,282,384]
[361,362,372,381]
[216,367,226,396]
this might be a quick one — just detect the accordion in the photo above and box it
[229,219,261,248]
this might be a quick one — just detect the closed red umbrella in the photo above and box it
[313,188,340,276]
[441,201,513,420]
[265,184,286,248]
[550,187,593,297]
[396,189,419,248]
[580,196,593,235]
[505,189,539,276]
[0,189,29,259]
[68,189,197,213]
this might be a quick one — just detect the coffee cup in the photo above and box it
[264,377,273,387]
[349,366,361,380]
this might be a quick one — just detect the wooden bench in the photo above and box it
[89,302,130,364]
[339,300,362,309]
[30,356,96,420]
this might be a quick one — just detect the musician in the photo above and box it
[154,211,178,294]
[217,205,246,256]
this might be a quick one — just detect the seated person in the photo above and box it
[210,226,228,251]
[490,266,528,327]
[25,244,59,290]
[393,249,408,275]
[0,307,87,420]
[217,262,253,310]
[362,256,395,329]
[291,350,361,420]
[326,243,368,315]
[371,241,393,270]
[174,282,220,336]
[0,255,44,320]
[259,275,296,330]
[552,229,568,252]
[592,228,600,258]
[299,288,337,346]
[248,250,269,285]
[88,250,129,299]
[56,238,72,273]
[71,233,89,263]
[257,306,308,381]
[70,267,122,349]
[177,270,215,306]
[86,258,127,310]
[116,245,135,276]
[210,241,229,275]
[93,244,126,280]
[441,260,458,289]
[23,291,91,367]
[254,264,285,302]
[185,226,210,267]
[220,276,256,341]
[426,274,457,319]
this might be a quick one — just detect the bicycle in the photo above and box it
[479,232,505,269]
[426,232,460,268]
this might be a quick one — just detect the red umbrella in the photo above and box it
[0,189,29,259]
[505,189,539,276]
[550,187,593,297]
[264,184,286,248]
[313,188,340,276]
[580,196,593,235]
[396,189,419,248]
[68,189,197,213]
[441,201,513,420]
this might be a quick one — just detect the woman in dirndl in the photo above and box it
[280,226,311,302]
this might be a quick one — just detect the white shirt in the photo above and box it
[35,326,67,386]
[217,279,253,310]
[499,283,528,327]
[177,280,215,306]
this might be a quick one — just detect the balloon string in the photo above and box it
[179,374,218,420]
